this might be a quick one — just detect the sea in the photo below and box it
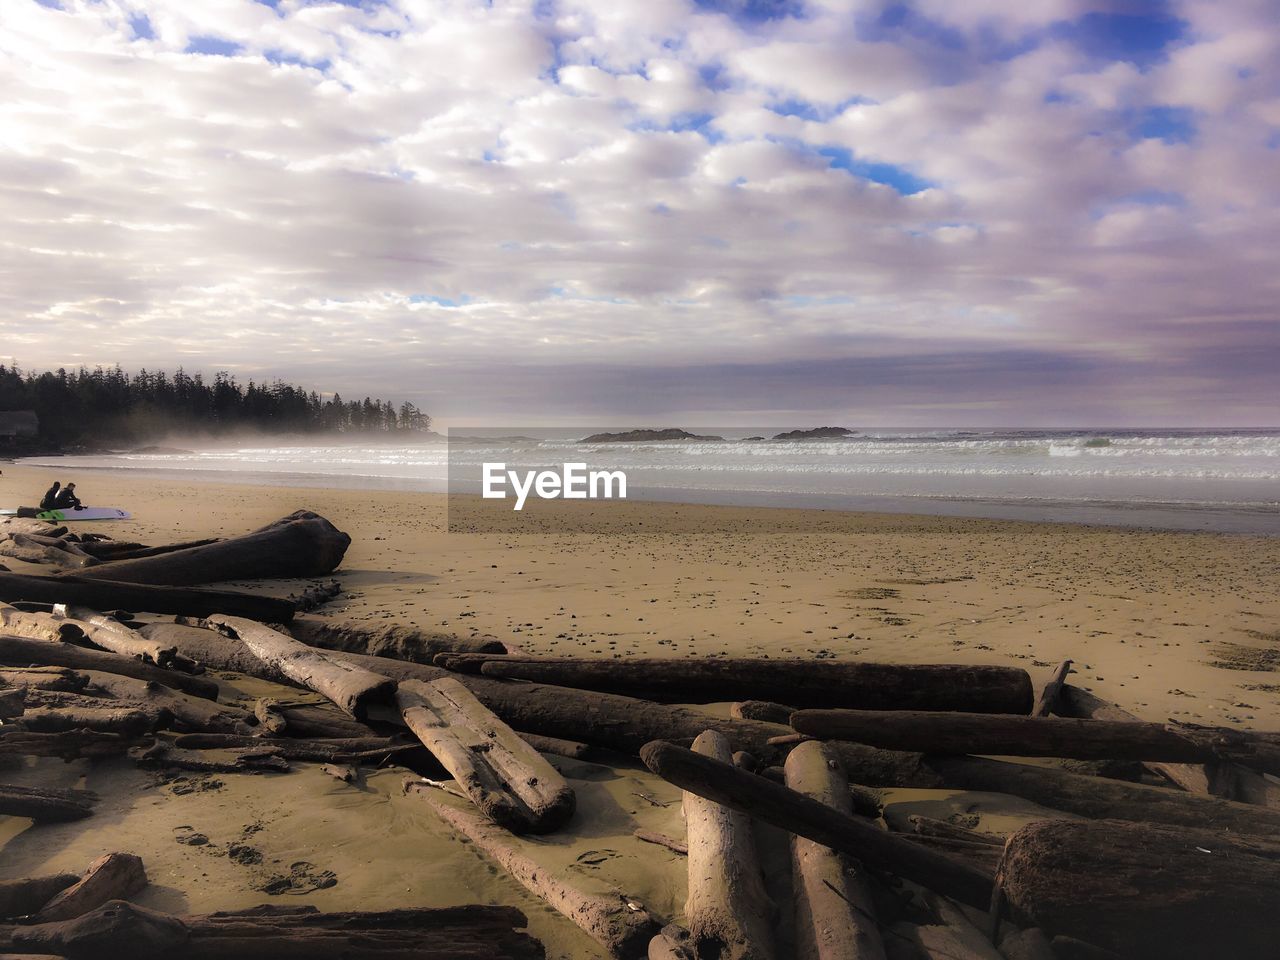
[18,427,1280,535]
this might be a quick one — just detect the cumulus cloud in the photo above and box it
[0,0,1276,423]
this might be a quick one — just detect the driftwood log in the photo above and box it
[409,785,657,959]
[730,701,795,724]
[82,673,249,734]
[681,730,775,960]
[204,615,394,719]
[287,615,506,662]
[789,708,1280,777]
[79,538,221,562]
[0,665,91,692]
[641,739,995,909]
[0,571,295,621]
[396,678,575,833]
[0,685,22,718]
[0,727,137,760]
[0,783,98,822]
[118,629,1280,832]
[0,873,79,919]
[19,703,165,737]
[34,853,147,923]
[439,655,1033,714]
[0,633,219,699]
[134,742,290,773]
[784,740,886,960]
[1057,683,1280,808]
[1031,660,1073,717]
[9,899,545,959]
[69,511,350,586]
[997,818,1280,959]
[174,733,418,763]
[59,605,197,670]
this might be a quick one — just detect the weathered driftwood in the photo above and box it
[793,707,1280,776]
[0,532,99,569]
[900,836,1004,874]
[0,727,136,760]
[445,655,1033,713]
[0,517,66,537]
[19,704,165,738]
[58,605,195,669]
[633,829,687,855]
[82,672,250,734]
[902,815,1003,847]
[274,702,380,739]
[174,733,418,763]
[291,579,342,612]
[134,741,290,774]
[34,854,147,923]
[252,697,288,736]
[396,678,575,834]
[785,740,885,960]
[288,615,506,662]
[682,731,776,960]
[80,538,221,562]
[70,511,350,586]
[0,873,79,919]
[514,730,591,759]
[0,783,97,822]
[1058,683,1280,808]
[907,893,1004,960]
[0,634,219,700]
[649,923,697,960]
[997,818,1280,959]
[758,767,883,818]
[321,762,357,782]
[204,615,394,719]
[730,701,795,724]
[642,739,995,909]
[1031,660,1072,718]
[0,666,90,692]
[0,571,296,622]
[11,899,544,959]
[0,685,23,718]
[409,785,657,959]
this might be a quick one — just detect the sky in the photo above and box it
[2,0,1278,425]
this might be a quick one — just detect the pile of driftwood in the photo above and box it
[1,512,1278,960]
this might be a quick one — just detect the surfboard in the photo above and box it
[1,507,131,521]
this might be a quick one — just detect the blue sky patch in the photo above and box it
[128,14,154,40]
[818,146,933,195]
[409,295,472,308]
[1052,10,1185,68]
[1134,106,1195,144]
[186,36,243,57]
[265,49,332,71]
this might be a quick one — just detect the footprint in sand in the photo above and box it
[256,861,338,895]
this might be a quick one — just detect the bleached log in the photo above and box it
[396,678,574,833]
[0,634,218,700]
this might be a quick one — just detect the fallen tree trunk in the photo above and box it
[204,615,394,719]
[790,708,1280,777]
[11,899,544,959]
[0,571,296,622]
[80,538,221,562]
[0,783,97,822]
[59,605,194,669]
[129,628,1280,833]
[82,672,250,734]
[34,853,147,923]
[682,730,776,960]
[133,742,290,773]
[1058,684,1280,808]
[19,704,166,737]
[173,733,418,763]
[0,533,99,569]
[997,818,1280,959]
[70,511,350,586]
[0,727,137,760]
[396,678,575,834]
[0,873,79,919]
[447,656,1033,714]
[641,739,995,909]
[288,615,506,662]
[515,731,591,760]
[0,634,219,700]
[0,666,89,692]
[784,740,885,960]
[409,785,657,959]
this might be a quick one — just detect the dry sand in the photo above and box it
[1,464,1278,957]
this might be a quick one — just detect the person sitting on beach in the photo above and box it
[52,482,82,510]
[39,481,60,510]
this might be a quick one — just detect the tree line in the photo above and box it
[0,364,432,444]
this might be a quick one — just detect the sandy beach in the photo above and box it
[2,463,1278,957]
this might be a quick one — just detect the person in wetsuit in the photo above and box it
[39,481,60,510]
[52,483,82,510]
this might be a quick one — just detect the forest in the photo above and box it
[0,364,431,445]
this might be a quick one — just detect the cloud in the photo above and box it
[0,0,1275,423]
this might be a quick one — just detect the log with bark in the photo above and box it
[641,738,995,909]
[784,739,886,960]
[680,730,776,960]
[0,873,79,919]
[203,615,394,719]
[1057,683,1280,808]
[0,634,219,700]
[790,708,1280,777]
[173,733,418,763]
[0,571,295,622]
[117,628,1280,833]
[0,783,98,822]
[396,678,575,833]
[69,511,350,586]
[439,655,1033,714]
[34,854,147,923]
[0,727,138,760]
[408,785,657,959]
[9,899,545,959]
[288,615,508,660]
[996,818,1280,959]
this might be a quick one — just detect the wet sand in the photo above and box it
[2,464,1278,957]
